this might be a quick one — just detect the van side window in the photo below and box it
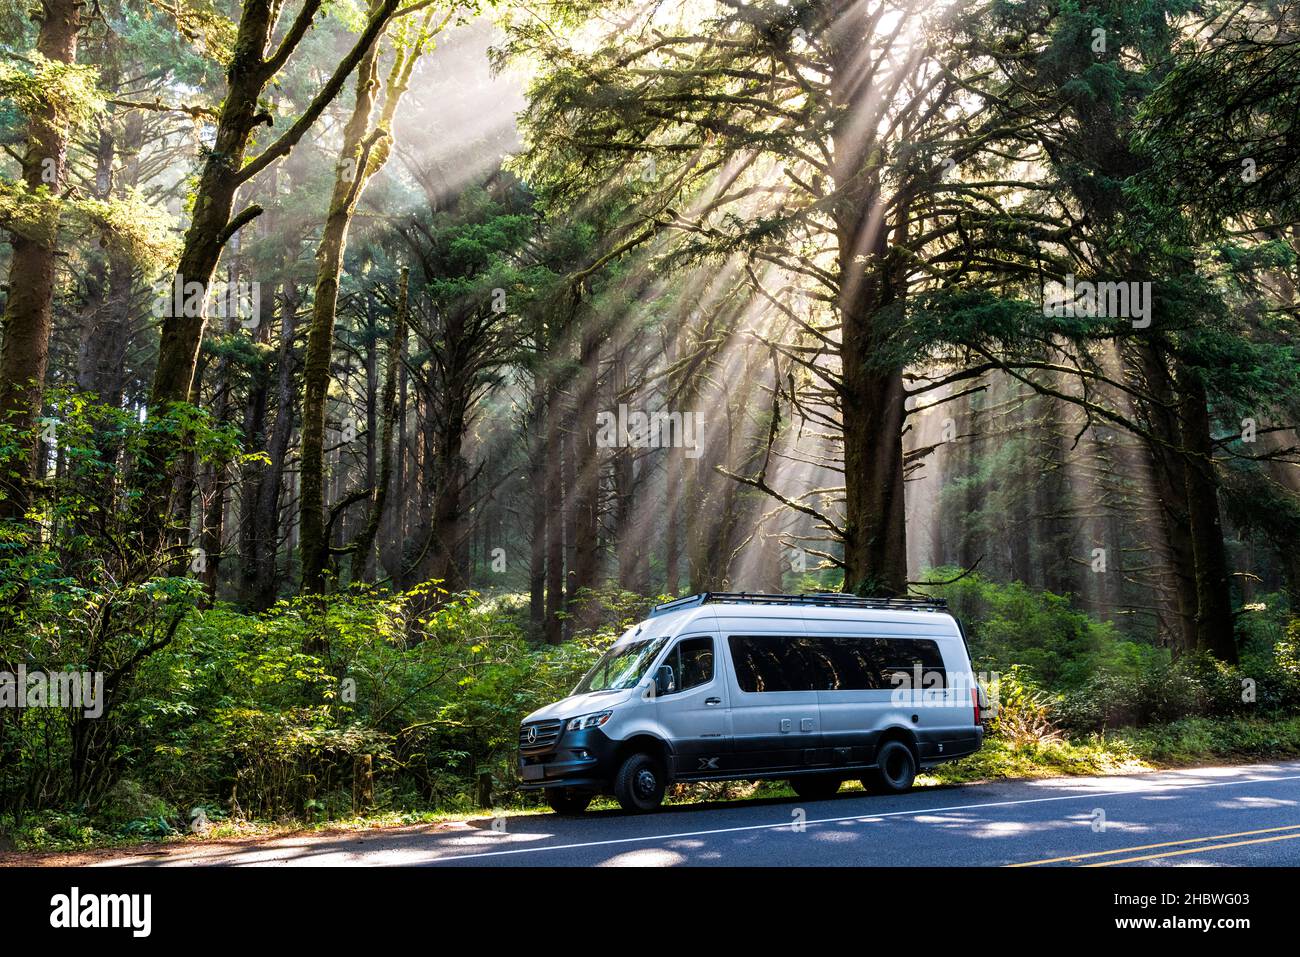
[727,635,827,692]
[872,637,946,690]
[728,635,946,691]
[662,636,714,693]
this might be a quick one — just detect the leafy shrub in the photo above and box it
[118,816,179,838]
[1056,659,1202,730]
[1236,594,1293,659]
[932,716,1300,785]
[1054,641,1300,732]
[0,396,245,815]
[1114,716,1300,764]
[98,779,175,829]
[923,572,1300,733]
[12,810,99,849]
[986,667,1063,749]
[114,586,607,820]
[566,584,668,639]
[921,569,1132,687]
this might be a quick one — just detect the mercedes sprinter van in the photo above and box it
[518,592,984,814]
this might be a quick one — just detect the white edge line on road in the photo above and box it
[429,770,1300,863]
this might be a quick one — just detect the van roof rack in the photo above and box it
[648,592,948,617]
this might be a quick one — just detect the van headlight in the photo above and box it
[566,710,613,732]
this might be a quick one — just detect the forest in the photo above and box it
[1,0,1299,846]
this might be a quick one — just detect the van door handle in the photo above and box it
[705,697,722,706]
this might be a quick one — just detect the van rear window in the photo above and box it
[727,635,946,692]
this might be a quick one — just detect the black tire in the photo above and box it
[789,774,842,801]
[863,740,917,794]
[612,753,666,812]
[546,788,592,816]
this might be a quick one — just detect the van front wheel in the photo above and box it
[863,740,917,794]
[613,753,666,812]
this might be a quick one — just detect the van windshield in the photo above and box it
[574,637,669,694]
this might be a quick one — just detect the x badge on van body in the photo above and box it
[698,757,720,769]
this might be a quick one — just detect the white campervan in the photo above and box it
[518,593,985,814]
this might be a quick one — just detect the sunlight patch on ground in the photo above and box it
[1213,796,1297,809]
[597,848,687,866]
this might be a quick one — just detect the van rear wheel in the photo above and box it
[613,753,666,812]
[546,788,592,816]
[789,774,841,801]
[863,740,917,794]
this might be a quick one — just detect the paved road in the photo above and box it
[91,760,1300,867]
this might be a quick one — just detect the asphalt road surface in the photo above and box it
[87,760,1300,867]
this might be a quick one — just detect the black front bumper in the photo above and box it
[518,725,620,791]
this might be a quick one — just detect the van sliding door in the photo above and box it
[722,624,826,774]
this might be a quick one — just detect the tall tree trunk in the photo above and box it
[562,382,578,629]
[351,268,407,571]
[0,0,82,521]
[827,0,907,597]
[543,376,565,644]
[238,303,273,597]
[663,442,681,595]
[382,346,409,578]
[570,319,601,621]
[409,380,469,596]
[243,287,299,610]
[142,1,281,548]
[840,363,908,596]
[300,9,428,592]
[199,302,239,604]
[686,451,708,593]
[300,39,384,594]
[1176,372,1237,662]
[662,327,682,593]
[528,379,548,632]
[77,108,143,410]
[149,0,398,410]
[1128,342,1200,651]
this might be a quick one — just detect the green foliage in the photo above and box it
[1137,10,1300,229]
[921,572,1300,734]
[93,778,181,841]
[986,666,1063,750]
[1054,657,1205,731]
[1,181,180,266]
[1116,716,1300,765]
[109,587,607,819]
[159,0,239,63]
[565,584,666,639]
[926,731,1145,786]
[0,397,240,814]
[921,568,1128,686]
[930,714,1300,786]
[75,189,180,267]
[0,53,104,126]
[1054,643,1300,732]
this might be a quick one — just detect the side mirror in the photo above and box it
[654,664,676,697]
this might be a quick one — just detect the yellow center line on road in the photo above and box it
[1087,831,1300,866]
[1009,823,1300,867]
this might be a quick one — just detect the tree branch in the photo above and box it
[235,0,401,186]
